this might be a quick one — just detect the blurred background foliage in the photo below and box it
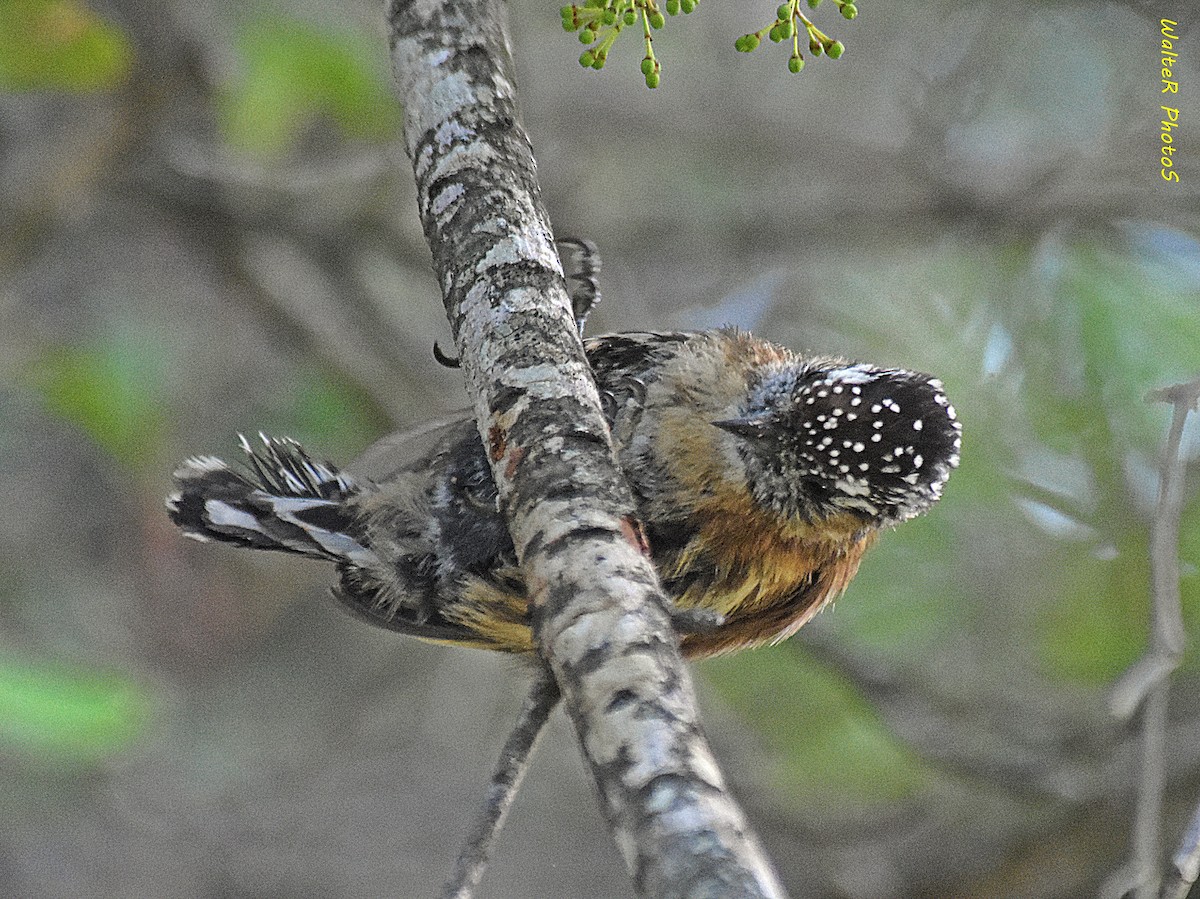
[1,0,1197,897]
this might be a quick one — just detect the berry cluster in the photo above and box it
[735,0,857,73]
[561,0,698,88]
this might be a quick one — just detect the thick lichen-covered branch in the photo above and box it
[386,0,786,895]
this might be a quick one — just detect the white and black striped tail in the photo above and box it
[166,434,376,566]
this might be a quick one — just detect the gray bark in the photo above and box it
[385,0,787,895]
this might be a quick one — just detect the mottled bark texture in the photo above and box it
[386,1,786,896]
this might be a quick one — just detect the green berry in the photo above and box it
[735,34,759,52]
[841,3,857,19]
[827,40,844,58]
[649,11,665,28]
[788,55,804,73]
[681,0,695,12]
[579,49,595,67]
[778,19,794,39]
[777,3,790,18]
[592,55,605,69]
[809,37,823,54]
[667,0,679,14]
[641,56,655,75]
[768,25,782,42]
[602,8,616,24]
[807,0,820,7]
[579,27,596,43]
[646,70,660,88]
[624,9,636,24]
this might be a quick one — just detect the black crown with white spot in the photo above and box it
[717,362,961,526]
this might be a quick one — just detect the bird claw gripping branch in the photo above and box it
[169,278,961,659]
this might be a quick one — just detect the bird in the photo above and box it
[167,328,961,658]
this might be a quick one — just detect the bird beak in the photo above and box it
[711,415,773,442]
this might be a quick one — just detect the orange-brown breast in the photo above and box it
[674,485,877,658]
[652,332,878,657]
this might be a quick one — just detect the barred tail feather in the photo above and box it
[166,434,376,565]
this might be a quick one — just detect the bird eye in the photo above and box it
[805,480,831,502]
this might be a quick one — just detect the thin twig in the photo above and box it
[443,667,561,899]
[1102,376,1200,899]
[1110,380,1198,718]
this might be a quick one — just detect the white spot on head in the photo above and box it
[826,364,877,385]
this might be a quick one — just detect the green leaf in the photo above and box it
[27,329,171,466]
[1036,536,1152,683]
[1021,240,1200,462]
[1179,492,1200,671]
[829,514,970,658]
[0,0,131,91]
[219,16,401,157]
[1016,237,1200,682]
[703,647,928,805]
[0,655,149,762]
[272,365,385,460]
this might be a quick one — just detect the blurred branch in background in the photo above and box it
[1103,377,1200,899]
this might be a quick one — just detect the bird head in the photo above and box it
[714,361,961,528]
